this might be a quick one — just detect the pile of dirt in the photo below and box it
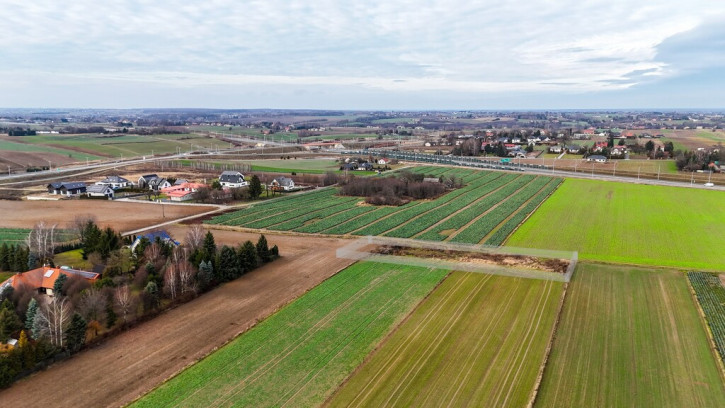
[374,245,569,274]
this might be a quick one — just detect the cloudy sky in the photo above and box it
[1,0,724,109]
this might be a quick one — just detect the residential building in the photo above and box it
[219,171,248,187]
[47,182,86,196]
[0,266,99,297]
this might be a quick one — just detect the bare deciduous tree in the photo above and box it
[178,261,197,295]
[77,287,107,323]
[164,264,179,300]
[114,285,133,322]
[71,214,97,242]
[35,296,72,348]
[144,242,162,264]
[185,225,205,251]
[26,221,58,263]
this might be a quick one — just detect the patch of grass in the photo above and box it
[0,272,13,283]
[53,249,92,270]
[536,263,725,407]
[506,178,725,270]
[329,272,563,407]
[131,262,448,408]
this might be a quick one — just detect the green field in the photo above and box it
[12,133,230,158]
[536,263,725,407]
[0,228,31,245]
[132,262,448,408]
[328,272,563,407]
[506,178,725,270]
[246,158,341,174]
[207,167,562,245]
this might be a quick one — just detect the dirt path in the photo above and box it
[0,230,355,408]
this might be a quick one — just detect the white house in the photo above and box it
[219,171,248,187]
[270,177,295,191]
[586,155,607,163]
[86,184,114,198]
[96,175,130,189]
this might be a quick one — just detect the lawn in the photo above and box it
[328,272,563,408]
[536,263,725,407]
[53,249,93,270]
[246,158,340,174]
[506,178,725,270]
[131,262,448,408]
[0,139,103,160]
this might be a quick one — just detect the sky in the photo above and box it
[1,0,724,110]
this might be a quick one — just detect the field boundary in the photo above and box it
[685,273,725,384]
[337,236,578,283]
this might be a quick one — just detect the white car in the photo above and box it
[704,182,714,187]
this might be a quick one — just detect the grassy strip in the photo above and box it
[131,262,448,408]
[294,206,376,233]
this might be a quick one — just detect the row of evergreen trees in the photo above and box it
[0,244,30,273]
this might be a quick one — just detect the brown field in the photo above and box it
[0,229,355,408]
[0,200,217,232]
[0,151,78,172]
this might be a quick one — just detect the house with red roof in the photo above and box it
[161,182,207,202]
[0,266,99,297]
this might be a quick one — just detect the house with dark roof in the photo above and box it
[270,177,295,191]
[86,184,115,198]
[47,182,87,196]
[148,177,171,191]
[0,266,99,297]
[219,171,248,187]
[138,174,159,189]
[566,144,582,154]
[130,230,180,252]
[96,175,130,189]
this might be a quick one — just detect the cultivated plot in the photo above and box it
[506,178,725,270]
[207,166,562,246]
[132,262,448,408]
[327,271,564,408]
[536,263,725,407]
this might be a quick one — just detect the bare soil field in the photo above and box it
[0,230,355,408]
[0,200,217,231]
[0,151,78,172]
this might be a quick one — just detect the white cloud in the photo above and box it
[0,0,724,107]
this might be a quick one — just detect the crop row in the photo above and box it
[688,271,725,365]
[245,196,359,229]
[384,174,523,238]
[294,205,376,233]
[210,189,339,226]
[267,199,363,231]
[484,178,562,246]
[321,205,410,235]
[354,172,507,236]
[451,176,559,244]
[416,175,537,241]
[206,189,337,225]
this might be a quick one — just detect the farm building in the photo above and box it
[130,230,180,252]
[86,184,115,198]
[46,182,87,196]
[586,155,608,163]
[219,171,248,187]
[270,177,295,191]
[0,266,99,297]
[96,175,130,189]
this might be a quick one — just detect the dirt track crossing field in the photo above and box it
[327,271,564,408]
[0,230,355,408]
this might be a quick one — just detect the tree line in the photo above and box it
[0,222,279,388]
[338,171,450,206]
